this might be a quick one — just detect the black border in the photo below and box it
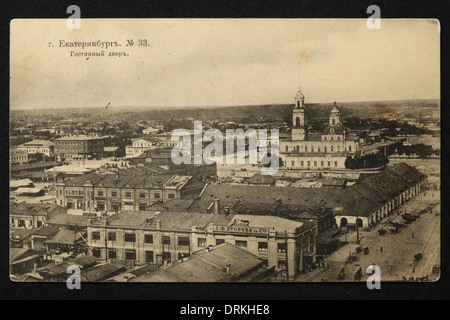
[1,0,448,301]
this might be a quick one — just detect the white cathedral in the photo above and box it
[280,88,359,170]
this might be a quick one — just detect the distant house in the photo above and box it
[54,135,110,160]
[46,214,91,230]
[10,228,36,248]
[142,127,160,135]
[14,187,45,197]
[10,179,34,191]
[17,139,54,157]
[10,248,43,275]
[103,146,125,158]
[44,229,87,256]
[30,227,60,252]
[37,259,125,282]
[248,174,276,186]
[125,137,158,158]
[10,148,29,165]
[10,203,67,229]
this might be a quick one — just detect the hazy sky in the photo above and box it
[10,19,440,110]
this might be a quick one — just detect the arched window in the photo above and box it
[286,145,289,152]
[324,146,327,153]
[331,146,334,152]
[337,145,340,152]
[296,145,300,151]
[349,145,352,152]
[332,118,336,125]
[296,117,301,127]
[297,101,300,108]
[305,146,308,152]
[311,146,314,153]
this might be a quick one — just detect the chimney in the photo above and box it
[156,220,161,229]
[214,199,220,215]
[226,264,231,274]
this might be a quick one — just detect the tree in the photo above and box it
[345,154,389,169]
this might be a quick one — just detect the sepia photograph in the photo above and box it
[9,18,440,284]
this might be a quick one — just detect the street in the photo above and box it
[308,189,440,282]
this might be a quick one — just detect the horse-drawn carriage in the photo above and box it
[389,221,405,229]
[390,227,400,234]
[354,267,363,281]
[402,214,418,223]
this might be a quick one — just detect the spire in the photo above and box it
[294,87,305,109]
[331,101,339,113]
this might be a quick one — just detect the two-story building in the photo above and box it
[17,139,55,157]
[55,168,204,212]
[125,137,158,158]
[10,203,67,229]
[87,210,317,279]
[54,135,110,160]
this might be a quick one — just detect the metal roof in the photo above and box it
[45,229,83,245]
[231,214,303,233]
[104,210,234,231]
[47,214,90,226]
[131,243,265,282]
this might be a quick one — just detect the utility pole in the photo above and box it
[285,230,289,283]
[104,222,108,262]
[356,216,360,244]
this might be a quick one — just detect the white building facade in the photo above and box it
[280,88,359,170]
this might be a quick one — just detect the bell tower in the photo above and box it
[329,102,341,126]
[292,88,306,141]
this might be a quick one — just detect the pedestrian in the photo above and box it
[380,246,383,252]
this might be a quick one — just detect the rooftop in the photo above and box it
[102,210,234,231]
[61,168,177,189]
[46,214,91,227]
[18,139,54,147]
[131,243,267,282]
[44,229,84,245]
[11,202,63,217]
[190,163,426,218]
[55,135,109,141]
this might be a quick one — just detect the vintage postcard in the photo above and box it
[9,18,440,284]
